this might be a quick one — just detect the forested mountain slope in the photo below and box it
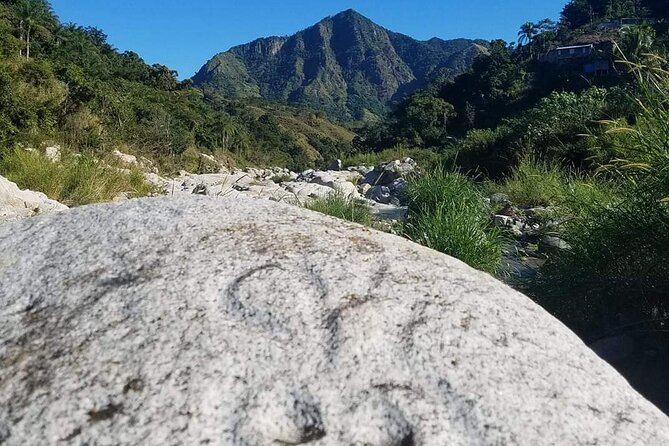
[193,9,483,121]
[0,0,356,172]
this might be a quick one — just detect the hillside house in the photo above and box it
[540,41,612,76]
[598,17,654,31]
[541,44,594,64]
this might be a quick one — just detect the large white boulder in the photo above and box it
[0,195,667,445]
[0,174,67,223]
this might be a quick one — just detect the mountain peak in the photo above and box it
[334,8,363,18]
[328,9,374,25]
[193,13,483,121]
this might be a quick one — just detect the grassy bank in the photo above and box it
[0,148,154,206]
[305,192,374,226]
[403,171,503,274]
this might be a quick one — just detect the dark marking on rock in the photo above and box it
[305,263,329,301]
[99,271,143,288]
[372,382,425,399]
[225,263,283,313]
[401,431,415,446]
[324,308,342,359]
[88,403,123,422]
[63,426,82,441]
[370,261,389,291]
[460,313,474,331]
[123,378,145,394]
[348,236,384,254]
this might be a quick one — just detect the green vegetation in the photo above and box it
[350,0,669,340]
[0,147,154,205]
[499,156,572,207]
[535,57,669,337]
[403,171,503,273]
[305,193,373,226]
[497,156,618,209]
[193,9,482,121]
[0,0,356,199]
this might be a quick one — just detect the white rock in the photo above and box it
[333,181,359,199]
[144,173,168,188]
[310,171,338,188]
[359,183,372,196]
[244,167,264,179]
[307,172,360,198]
[494,214,517,227]
[0,195,667,445]
[282,181,334,200]
[0,174,67,223]
[44,145,61,162]
[112,192,130,202]
[112,149,138,166]
[139,157,158,174]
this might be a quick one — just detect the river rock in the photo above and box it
[0,195,667,445]
[362,159,416,187]
[44,146,61,162]
[0,174,67,223]
[326,159,342,171]
[112,149,138,166]
[367,185,392,204]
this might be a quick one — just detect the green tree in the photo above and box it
[561,0,594,28]
[518,19,557,58]
[16,0,54,59]
[392,91,455,147]
[518,22,538,47]
[440,40,526,133]
[150,64,179,91]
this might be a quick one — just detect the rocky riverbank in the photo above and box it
[143,158,418,222]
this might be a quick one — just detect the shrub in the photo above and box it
[305,192,373,226]
[271,173,292,184]
[0,147,154,206]
[453,125,517,178]
[534,56,669,339]
[495,155,620,210]
[523,87,608,164]
[403,170,503,273]
[180,147,220,174]
[501,156,569,207]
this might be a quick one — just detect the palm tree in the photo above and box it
[218,115,244,153]
[51,24,72,48]
[17,0,55,59]
[518,22,538,47]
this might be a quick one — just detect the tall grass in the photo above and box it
[403,170,503,273]
[500,156,571,207]
[534,56,669,339]
[0,148,155,206]
[496,155,620,212]
[305,192,373,226]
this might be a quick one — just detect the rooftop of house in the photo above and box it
[552,44,595,51]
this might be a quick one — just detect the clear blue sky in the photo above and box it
[50,0,566,79]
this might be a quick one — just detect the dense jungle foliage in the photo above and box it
[0,0,356,173]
